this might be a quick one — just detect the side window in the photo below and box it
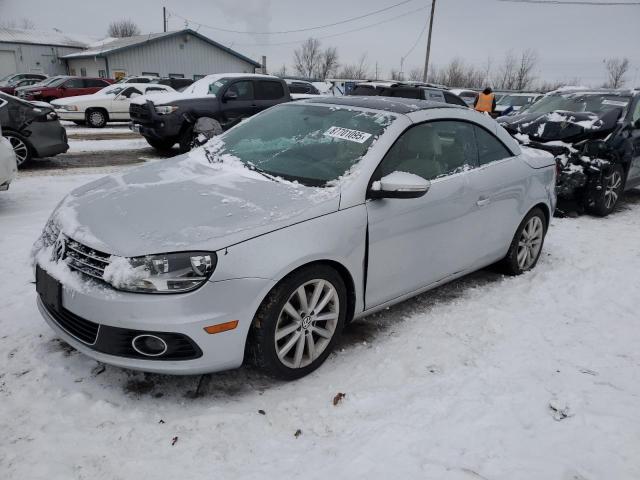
[145,87,166,94]
[121,87,142,98]
[227,80,254,100]
[256,81,285,100]
[443,92,468,107]
[85,79,106,88]
[474,126,513,165]
[64,78,84,88]
[631,99,640,125]
[386,88,421,100]
[375,121,478,181]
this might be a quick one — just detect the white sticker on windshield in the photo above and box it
[324,126,372,143]
[602,99,628,107]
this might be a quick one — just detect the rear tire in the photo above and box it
[178,126,195,154]
[586,164,625,217]
[248,265,347,380]
[144,137,176,152]
[500,207,547,275]
[86,109,108,128]
[4,132,32,168]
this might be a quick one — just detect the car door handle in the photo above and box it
[476,197,491,207]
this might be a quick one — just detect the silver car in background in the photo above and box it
[0,98,18,191]
[33,97,556,380]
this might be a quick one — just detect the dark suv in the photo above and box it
[349,81,469,107]
[130,74,291,152]
[499,89,640,216]
[0,92,68,167]
[20,77,113,102]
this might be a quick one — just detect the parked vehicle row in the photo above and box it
[499,88,640,216]
[33,96,556,380]
[349,81,469,107]
[18,77,114,102]
[0,73,48,96]
[52,83,175,127]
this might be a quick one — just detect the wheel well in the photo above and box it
[268,260,357,324]
[532,202,551,228]
[85,107,109,122]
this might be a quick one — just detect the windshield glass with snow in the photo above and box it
[99,86,127,96]
[523,94,630,115]
[498,95,536,107]
[206,104,394,187]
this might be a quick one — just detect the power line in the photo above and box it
[230,6,429,47]
[168,0,417,35]
[497,0,640,5]
[401,13,429,61]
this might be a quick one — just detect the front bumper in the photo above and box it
[55,110,85,121]
[36,264,275,375]
[26,121,69,158]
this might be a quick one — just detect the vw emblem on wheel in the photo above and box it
[51,237,66,262]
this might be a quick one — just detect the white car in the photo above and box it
[0,101,18,191]
[51,83,175,128]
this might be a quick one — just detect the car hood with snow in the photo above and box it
[46,148,340,257]
[499,109,621,143]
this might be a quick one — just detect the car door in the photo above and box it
[110,86,143,119]
[464,125,525,265]
[627,98,640,187]
[365,120,479,309]
[219,80,256,127]
[253,80,287,111]
[61,78,85,98]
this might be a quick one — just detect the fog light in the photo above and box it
[132,334,168,357]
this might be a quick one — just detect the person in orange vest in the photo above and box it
[474,87,496,114]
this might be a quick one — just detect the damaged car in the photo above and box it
[499,89,640,216]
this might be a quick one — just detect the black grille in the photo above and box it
[41,301,202,361]
[130,103,151,122]
[46,302,100,345]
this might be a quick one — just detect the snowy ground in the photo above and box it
[1,156,640,478]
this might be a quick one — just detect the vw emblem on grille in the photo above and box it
[51,237,66,262]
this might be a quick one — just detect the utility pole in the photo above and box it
[422,0,436,83]
[163,6,167,32]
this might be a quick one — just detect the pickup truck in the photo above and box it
[129,73,291,152]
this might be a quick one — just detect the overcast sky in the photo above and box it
[2,0,639,86]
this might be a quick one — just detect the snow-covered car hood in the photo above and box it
[51,94,106,106]
[49,148,340,257]
[499,109,620,143]
[130,91,212,106]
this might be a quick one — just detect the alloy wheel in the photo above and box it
[89,111,106,127]
[604,170,623,211]
[517,216,544,271]
[7,135,29,166]
[274,279,340,369]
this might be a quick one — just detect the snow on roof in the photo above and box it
[61,29,261,67]
[0,27,100,48]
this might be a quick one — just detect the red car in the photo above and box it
[20,77,114,102]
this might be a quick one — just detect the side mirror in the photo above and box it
[223,90,238,102]
[369,171,430,199]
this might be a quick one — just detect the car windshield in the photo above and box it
[498,95,536,107]
[207,78,230,96]
[205,103,395,187]
[522,93,630,115]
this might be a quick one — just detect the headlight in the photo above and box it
[103,251,216,293]
[46,111,58,121]
[154,105,179,115]
[64,105,79,111]
[31,91,42,95]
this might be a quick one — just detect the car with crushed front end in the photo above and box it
[498,88,640,216]
[0,92,68,168]
[33,96,556,380]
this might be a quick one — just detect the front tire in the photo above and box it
[144,137,176,152]
[4,132,32,168]
[86,109,108,128]
[587,164,624,217]
[248,265,347,380]
[500,208,547,275]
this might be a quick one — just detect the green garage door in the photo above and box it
[0,50,18,79]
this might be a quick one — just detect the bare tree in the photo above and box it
[390,69,403,81]
[408,68,423,81]
[604,57,630,88]
[293,38,322,78]
[514,49,538,90]
[108,19,141,38]
[338,54,369,80]
[315,46,339,80]
[273,64,288,78]
[493,51,518,90]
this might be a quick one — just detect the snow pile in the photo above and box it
[102,256,147,289]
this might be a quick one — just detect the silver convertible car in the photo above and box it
[33,97,556,380]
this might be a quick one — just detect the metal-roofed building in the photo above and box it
[62,29,261,81]
[0,27,94,78]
